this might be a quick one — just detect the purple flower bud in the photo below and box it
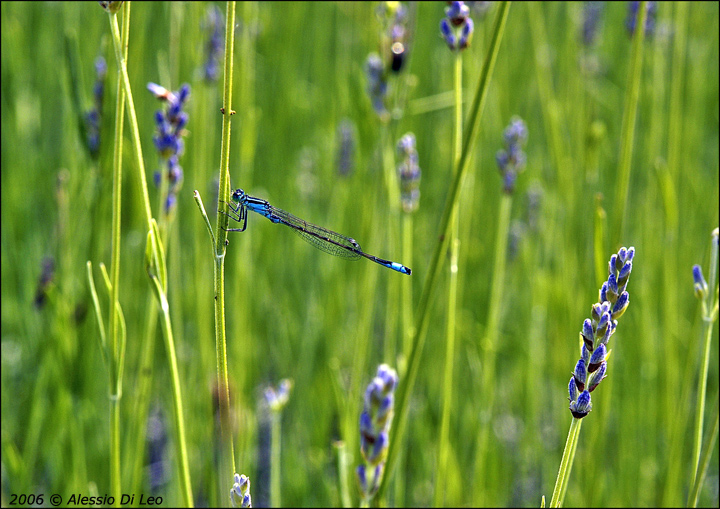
[617,247,627,265]
[573,359,587,392]
[692,265,708,299]
[496,150,510,171]
[459,17,474,49]
[367,431,388,465]
[581,344,590,364]
[175,112,189,131]
[440,18,456,49]
[94,57,107,80]
[618,261,633,288]
[600,301,611,316]
[359,410,372,435]
[624,246,635,264]
[356,464,367,493]
[178,83,190,103]
[611,291,629,320]
[588,343,606,373]
[445,1,470,26]
[154,110,166,128]
[164,193,177,214]
[588,361,607,392]
[607,273,619,302]
[376,395,394,426]
[608,254,618,275]
[582,319,595,350]
[581,2,603,47]
[502,170,517,194]
[603,319,617,345]
[397,133,416,157]
[570,390,592,418]
[568,377,579,401]
[377,364,398,392]
[596,310,609,339]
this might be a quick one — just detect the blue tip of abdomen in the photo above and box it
[391,262,412,275]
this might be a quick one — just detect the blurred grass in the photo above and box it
[1,2,718,507]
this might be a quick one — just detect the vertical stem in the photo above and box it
[401,213,414,359]
[688,400,719,507]
[106,4,129,504]
[334,441,352,508]
[152,279,194,506]
[375,2,510,502]
[214,2,237,502]
[689,230,720,489]
[435,52,463,508]
[550,417,583,508]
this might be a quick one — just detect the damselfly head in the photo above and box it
[231,189,245,203]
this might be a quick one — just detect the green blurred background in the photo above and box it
[1,2,718,507]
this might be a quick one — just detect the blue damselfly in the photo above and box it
[222,189,411,275]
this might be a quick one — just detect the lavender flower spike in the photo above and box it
[230,473,252,508]
[397,133,421,213]
[147,82,191,214]
[357,364,398,502]
[440,1,474,51]
[496,117,528,194]
[567,247,635,418]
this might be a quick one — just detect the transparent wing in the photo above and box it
[270,205,362,260]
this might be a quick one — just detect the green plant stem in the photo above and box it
[107,7,152,232]
[128,291,159,494]
[107,4,193,505]
[212,2,237,502]
[688,399,719,507]
[401,213,415,360]
[690,316,716,485]
[550,417,583,508]
[381,124,400,365]
[689,229,719,492]
[106,5,129,504]
[333,441,351,508]
[374,2,510,502]
[148,272,193,506]
[613,0,647,243]
[435,52,463,508]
